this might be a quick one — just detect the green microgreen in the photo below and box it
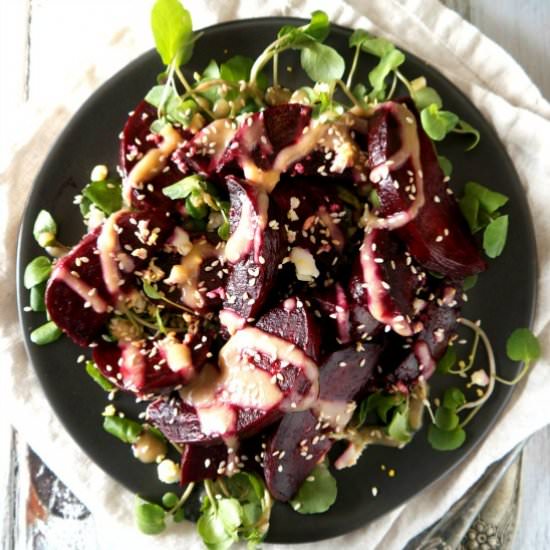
[85,360,116,391]
[420,103,459,141]
[495,328,541,386]
[30,282,47,312]
[33,210,57,247]
[24,256,52,289]
[80,179,122,216]
[30,321,62,345]
[437,155,453,178]
[135,497,167,535]
[103,415,143,444]
[290,461,337,514]
[482,215,508,258]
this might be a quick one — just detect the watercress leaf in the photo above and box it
[103,415,143,444]
[186,192,209,219]
[220,55,254,83]
[162,491,179,509]
[368,49,405,94]
[464,181,508,214]
[506,328,541,362]
[33,210,57,246]
[241,502,261,527]
[217,498,242,533]
[442,387,466,410]
[458,194,480,234]
[225,472,264,503]
[454,119,481,151]
[437,346,456,374]
[463,274,478,291]
[350,30,395,57]
[151,0,193,66]
[420,104,459,141]
[30,282,47,312]
[203,59,221,80]
[300,42,345,82]
[24,256,52,289]
[413,86,443,110]
[30,321,62,345]
[290,462,337,514]
[301,10,330,41]
[437,155,453,178]
[135,496,167,535]
[82,180,122,215]
[387,409,412,443]
[197,505,232,545]
[434,407,460,431]
[428,424,466,451]
[145,84,169,108]
[163,175,204,199]
[173,507,186,522]
[85,360,115,391]
[483,215,508,258]
[143,281,164,300]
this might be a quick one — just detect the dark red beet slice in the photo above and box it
[351,227,427,337]
[147,314,320,445]
[255,296,321,362]
[221,177,285,326]
[119,100,192,211]
[92,328,212,396]
[264,343,381,501]
[180,443,227,483]
[270,177,349,287]
[216,104,312,182]
[46,230,111,347]
[367,100,486,278]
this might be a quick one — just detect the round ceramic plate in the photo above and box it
[17,17,537,544]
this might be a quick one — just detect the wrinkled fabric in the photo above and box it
[1,1,549,549]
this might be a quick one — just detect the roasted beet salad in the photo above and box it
[22,2,540,546]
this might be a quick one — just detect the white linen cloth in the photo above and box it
[1,1,549,548]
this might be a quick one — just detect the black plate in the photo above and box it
[17,17,537,544]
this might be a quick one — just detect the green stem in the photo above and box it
[386,73,398,100]
[345,45,361,89]
[175,67,216,119]
[395,69,414,95]
[158,62,177,119]
[170,482,195,515]
[495,361,531,386]
[249,35,288,86]
[204,479,218,510]
[273,52,279,87]
[335,79,364,110]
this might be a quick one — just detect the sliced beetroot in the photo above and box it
[264,343,381,501]
[46,230,111,347]
[92,329,212,396]
[353,227,426,336]
[119,100,192,211]
[221,177,285,325]
[376,284,462,391]
[366,101,486,278]
[147,323,320,445]
[271,177,348,287]
[255,296,321,362]
[180,443,227,483]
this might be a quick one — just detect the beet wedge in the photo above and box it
[352,227,427,337]
[120,100,192,211]
[221,176,285,329]
[45,230,111,346]
[366,100,486,278]
[264,343,381,501]
[92,329,212,396]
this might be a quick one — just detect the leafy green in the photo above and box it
[413,86,442,110]
[463,274,478,291]
[442,387,466,410]
[506,328,540,363]
[458,194,480,233]
[437,346,456,374]
[437,155,453,178]
[428,424,466,451]
[358,392,405,426]
[135,496,167,535]
[162,492,180,509]
[33,210,57,247]
[483,215,508,258]
[103,415,143,444]
[387,410,412,443]
[434,407,459,431]
[85,360,116,391]
[163,175,204,199]
[145,85,197,125]
[464,181,508,214]
[151,0,194,66]
[300,10,330,41]
[454,119,481,151]
[81,180,122,215]
[420,104,459,141]
[24,256,52,289]
[369,49,405,95]
[197,501,234,548]
[143,281,164,300]
[220,55,254,83]
[30,282,47,312]
[30,321,62,345]
[300,42,345,82]
[290,462,337,514]
[349,29,394,57]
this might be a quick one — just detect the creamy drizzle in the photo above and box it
[56,268,109,313]
[97,213,123,296]
[124,124,183,204]
[314,399,356,432]
[159,335,193,375]
[120,341,146,390]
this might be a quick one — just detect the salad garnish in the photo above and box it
[21,1,540,547]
